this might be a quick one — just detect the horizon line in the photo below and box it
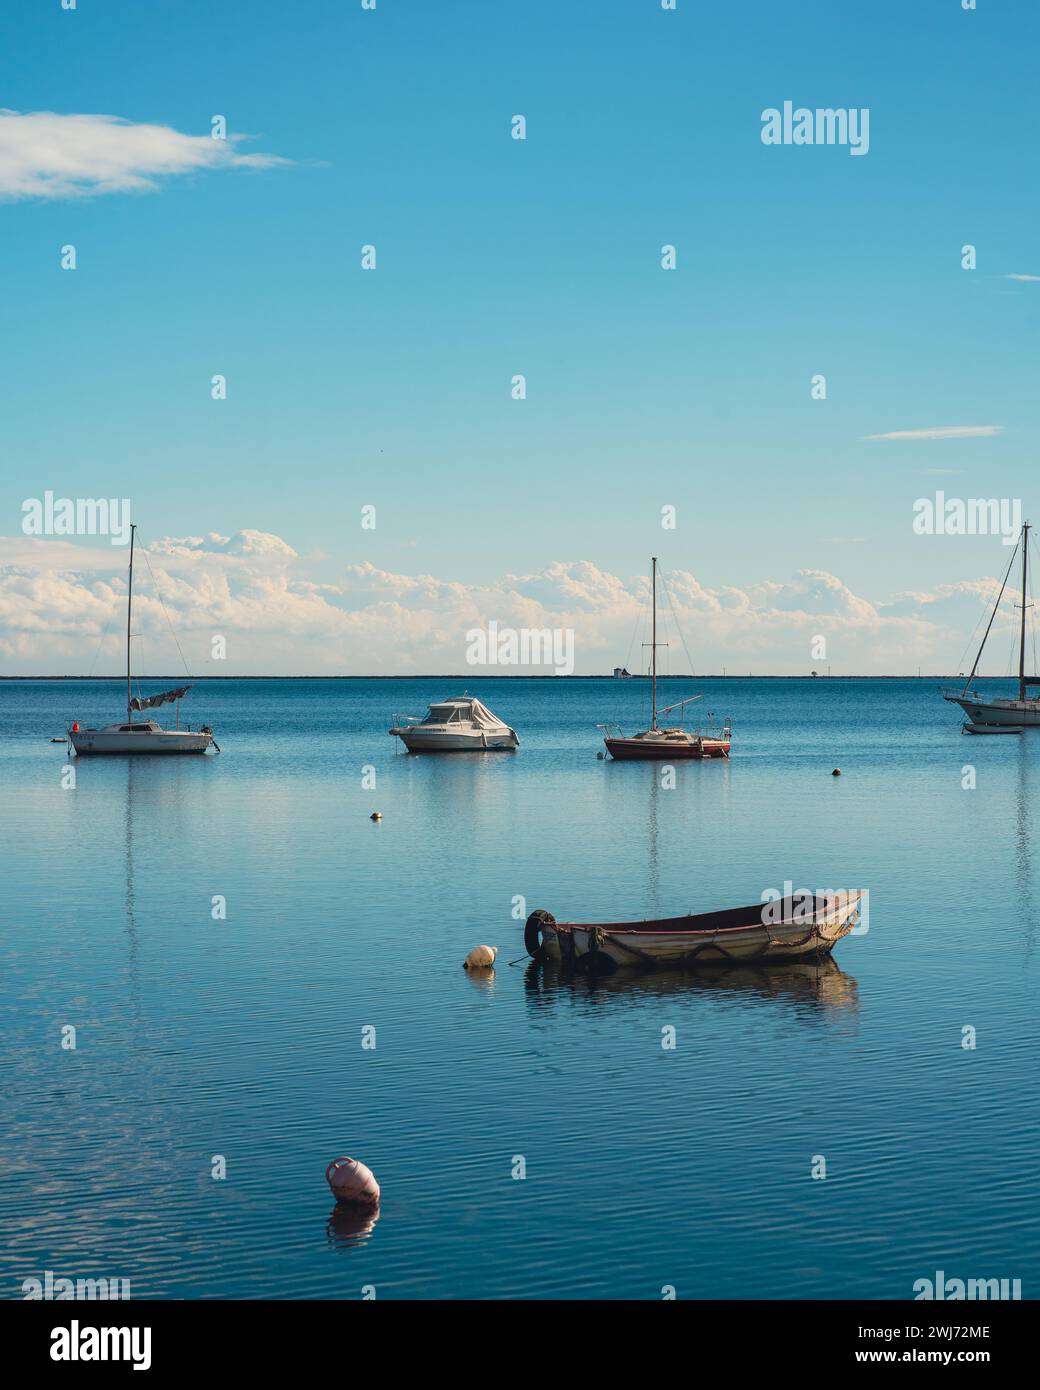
[0,673,982,682]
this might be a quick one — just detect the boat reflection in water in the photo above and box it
[524,955,859,1020]
[325,1202,381,1250]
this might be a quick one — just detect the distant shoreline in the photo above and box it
[0,674,975,682]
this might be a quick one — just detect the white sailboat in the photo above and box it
[943,522,1040,728]
[68,525,218,755]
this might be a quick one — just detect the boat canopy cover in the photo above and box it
[130,684,192,711]
[427,696,510,729]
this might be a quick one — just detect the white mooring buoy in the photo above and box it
[325,1156,380,1207]
[463,944,498,969]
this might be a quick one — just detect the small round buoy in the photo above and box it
[325,1156,380,1207]
[463,944,498,969]
[832,768,841,777]
[370,811,382,821]
[596,751,604,760]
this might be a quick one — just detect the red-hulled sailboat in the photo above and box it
[601,557,730,760]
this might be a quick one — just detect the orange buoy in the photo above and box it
[325,1156,380,1207]
[71,722,80,733]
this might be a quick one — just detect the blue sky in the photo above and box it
[2,0,1039,673]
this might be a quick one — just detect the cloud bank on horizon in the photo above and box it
[0,532,1012,677]
[0,110,287,200]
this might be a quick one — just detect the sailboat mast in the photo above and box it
[126,523,136,722]
[1019,522,1030,702]
[651,556,657,730]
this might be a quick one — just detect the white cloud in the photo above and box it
[0,534,1019,676]
[147,530,299,566]
[864,426,1004,442]
[0,110,288,201]
[0,537,129,572]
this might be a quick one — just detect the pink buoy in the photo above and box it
[325,1155,380,1207]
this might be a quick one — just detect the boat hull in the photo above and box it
[70,729,213,754]
[604,735,729,760]
[392,728,518,751]
[528,894,862,969]
[944,693,1040,726]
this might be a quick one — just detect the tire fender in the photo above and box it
[524,910,556,961]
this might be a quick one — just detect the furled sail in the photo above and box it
[130,685,192,710]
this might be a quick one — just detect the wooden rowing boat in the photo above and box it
[524,893,863,971]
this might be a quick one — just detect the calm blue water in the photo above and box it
[1,677,1037,1300]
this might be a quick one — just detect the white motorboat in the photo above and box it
[943,522,1040,728]
[389,696,519,751]
[68,524,218,756]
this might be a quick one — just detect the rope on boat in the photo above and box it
[605,935,667,966]
[677,924,823,965]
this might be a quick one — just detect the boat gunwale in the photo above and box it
[554,892,862,937]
